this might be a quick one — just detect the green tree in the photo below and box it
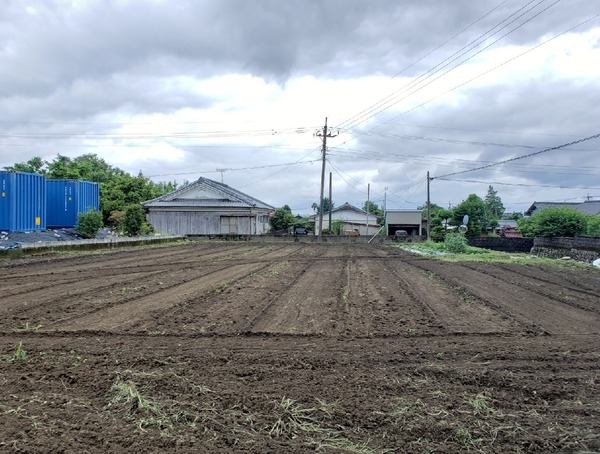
[362,201,384,225]
[121,204,149,236]
[452,194,487,237]
[484,185,505,230]
[270,205,296,231]
[45,154,126,182]
[362,201,383,216]
[100,172,163,222]
[418,202,451,238]
[331,220,344,235]
[311,198,334,214]
[431,208,454,238]
[75,209,104,239]
[586,216,600,236]
[2,156,47,174]
[518,207,588,237]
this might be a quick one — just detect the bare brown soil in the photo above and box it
[1,242,599,453]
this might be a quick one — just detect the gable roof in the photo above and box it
[525,201,600,216]
[330,202,368,215]
[142,177,274,210]
[309,202,382,220]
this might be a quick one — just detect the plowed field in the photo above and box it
[1,242,599,453]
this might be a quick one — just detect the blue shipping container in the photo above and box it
[0,171,47,232]
[46,180,100,228]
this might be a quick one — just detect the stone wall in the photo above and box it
[531,237,600,263]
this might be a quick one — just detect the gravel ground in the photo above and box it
[0,228,116,250]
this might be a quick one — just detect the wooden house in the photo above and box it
[142,177,274,236]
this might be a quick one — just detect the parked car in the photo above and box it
[294,227,308,235]
[394,230,408,240]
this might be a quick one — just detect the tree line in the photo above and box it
[271,185,600,238]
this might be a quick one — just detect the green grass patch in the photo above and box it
[396,241,591,269]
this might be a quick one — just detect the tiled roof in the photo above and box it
[525,201,600,216]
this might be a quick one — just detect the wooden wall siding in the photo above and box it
[147,211,270,235]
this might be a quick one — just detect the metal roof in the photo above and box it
[142,177,274,210]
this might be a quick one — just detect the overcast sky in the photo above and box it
[1,0,599,215]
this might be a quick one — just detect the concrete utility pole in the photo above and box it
[328,172,332,235]
[366,183,370,235]
[426,171,431,241]
[316,118,337,240]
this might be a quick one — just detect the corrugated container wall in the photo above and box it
[46,180,100,228]
[0,171,47,232]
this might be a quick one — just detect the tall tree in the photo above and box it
[270,205,296,231]
[452,194,487,237]
[362,201,383,217]
[484,185,505,230]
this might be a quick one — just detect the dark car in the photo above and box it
[394,230,408,240]
[294,227,308,235]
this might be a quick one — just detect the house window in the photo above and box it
[259,215,269,223]
[220,216,238,234]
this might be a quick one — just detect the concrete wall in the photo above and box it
[0,235,186,257]
[467,238,534,253]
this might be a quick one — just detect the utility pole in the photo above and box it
[366,183,370,235]
[315,118,337,240]
[328,172,332,235]
[426,171,431,241]
[384,187,388,234]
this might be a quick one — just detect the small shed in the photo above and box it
[142,177,274,236]
[385,210,422,236]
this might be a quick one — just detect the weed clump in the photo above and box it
[6,340,27,362]
[443,233,468,253]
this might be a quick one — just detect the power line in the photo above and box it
[377,13,600,131]
[338,0,559,131]
[336,0,513,129]
[436,177,600,190]
[433,132,600,179]
[147,159,320,178]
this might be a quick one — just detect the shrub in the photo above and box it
[586,216,600,237]
[121,204,150,237]
[107,210,123,230]
[521,207,587,238]
[443,233,468,253]
[76,208,104,239]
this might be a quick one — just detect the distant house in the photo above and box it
[312,202,382,235]
[142,177,274,236]
[495,219,522,238]
[525,201,600,217]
